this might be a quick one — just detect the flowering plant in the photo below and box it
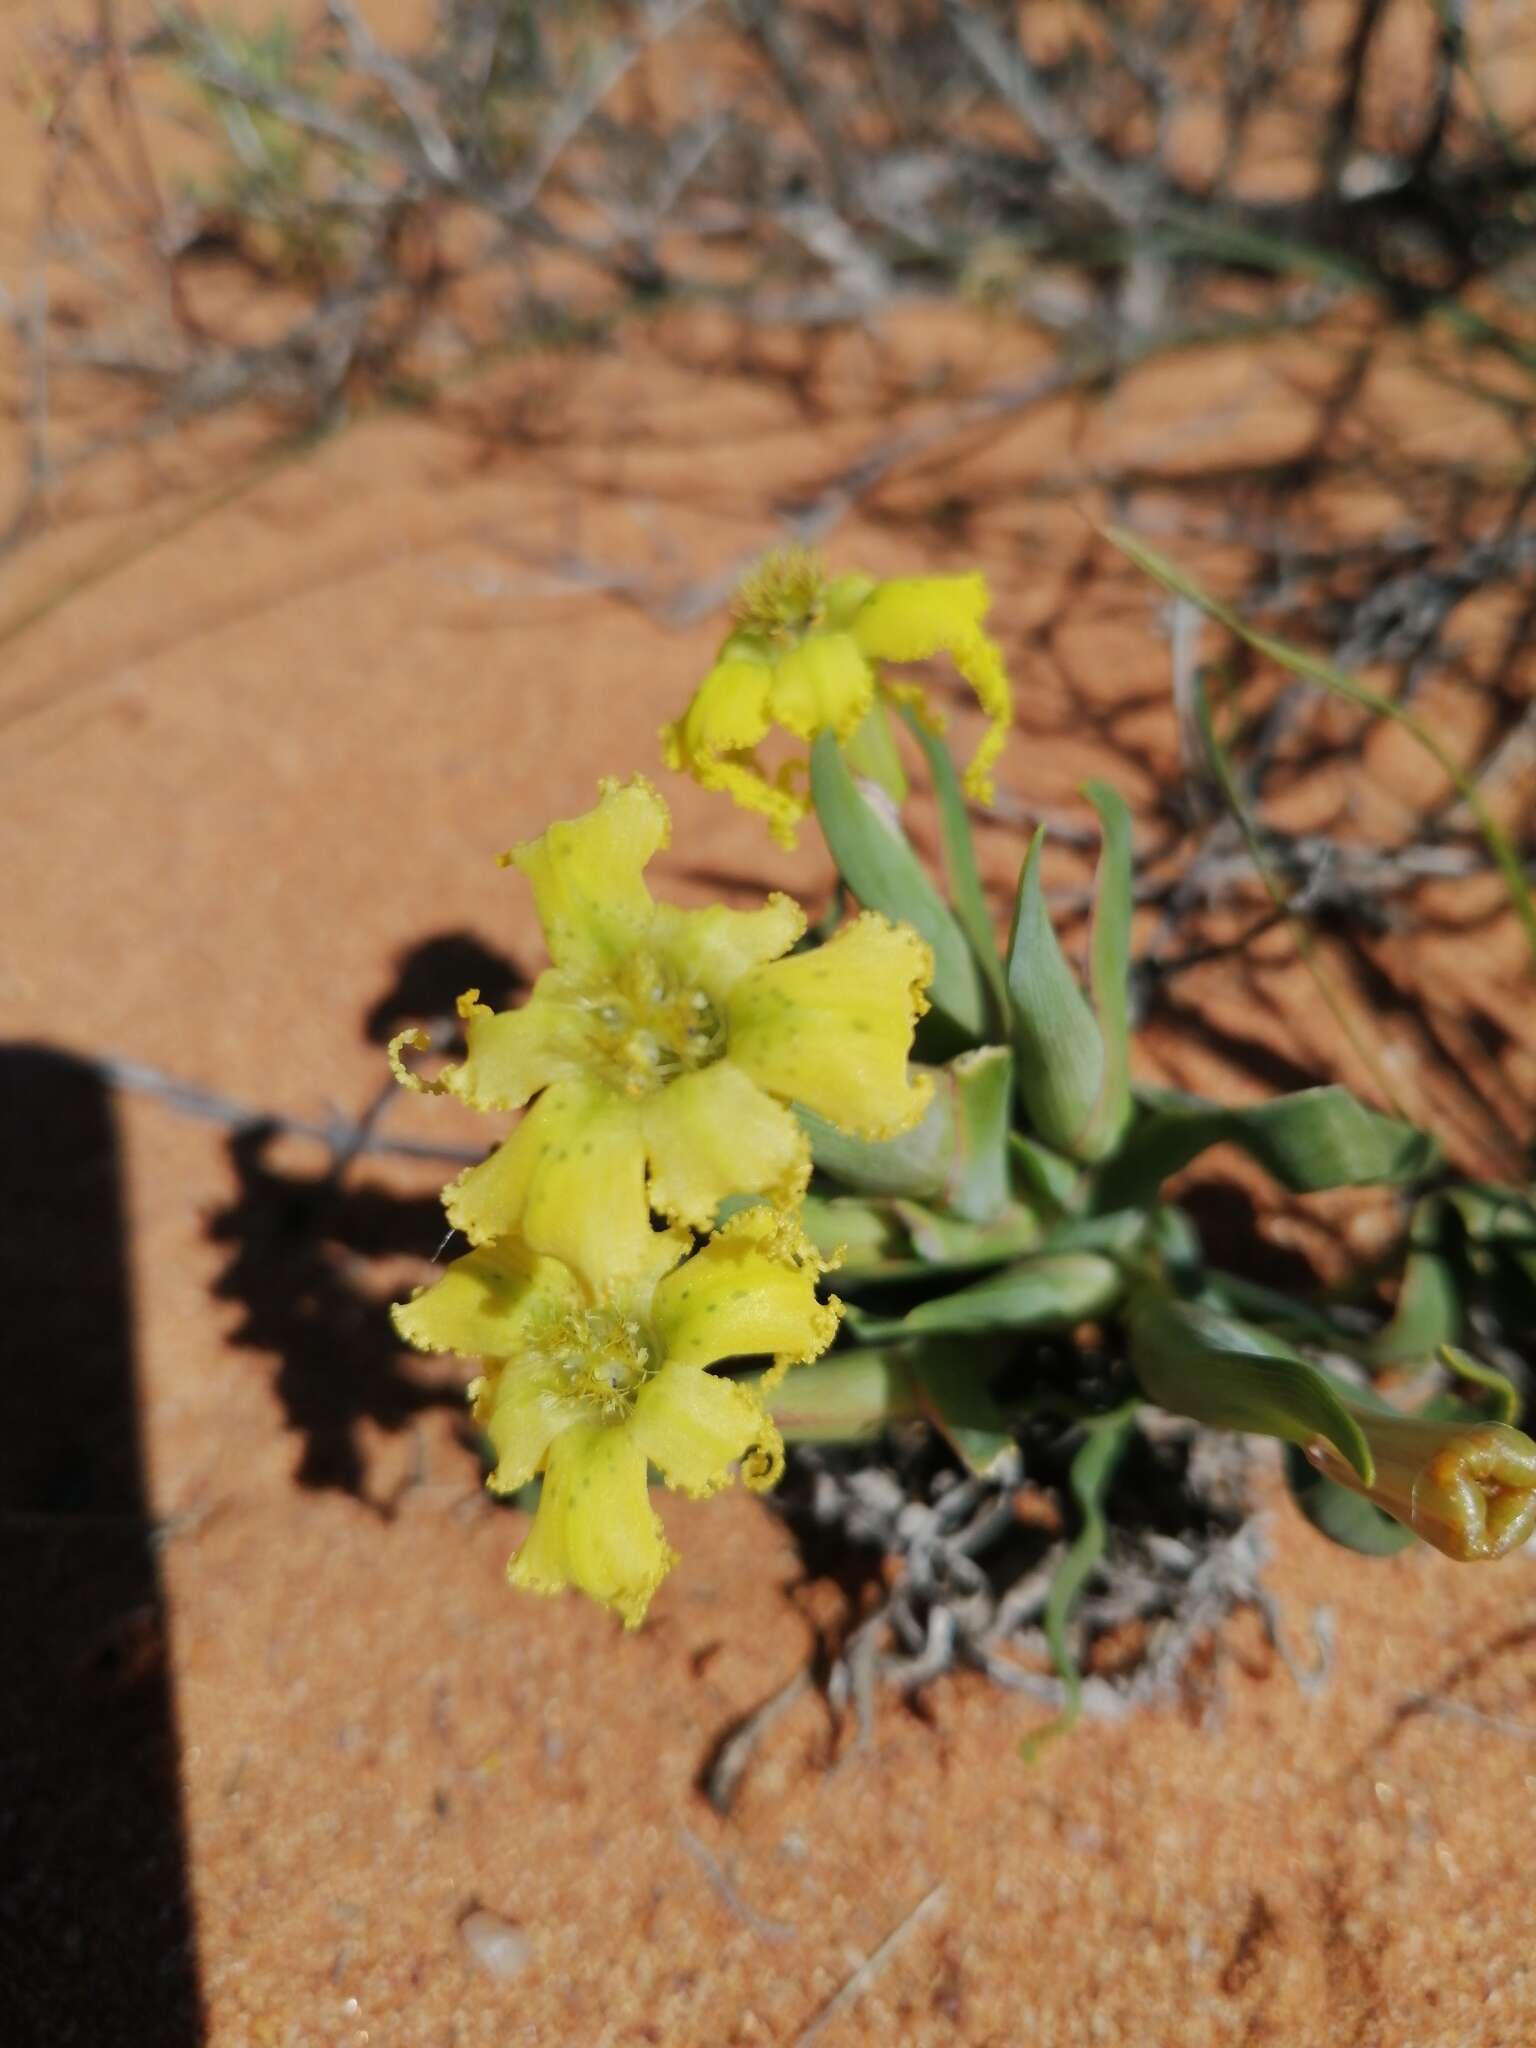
[394,549,1536,1649]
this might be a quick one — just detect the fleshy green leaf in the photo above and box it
[898,707,1009,1030]
[1095,1085,1438,1211]
[1282,1443,1417,1556]
[1006,824,1104,1154]
[893,1199,1042,1269]
[1078,781,1134,1158]
[801,1049,1016,1220]
[1370,1198,1462,1365]
[810,729,985,1047]
[910,1339,1016,1475]
[1125,1294,1373,1482]
[758,1349,919,1443]
[1009,1131,1080,1211]
[797,1191,915,1282]
[799,1069,955,1200]
[948,1045,1014,1222]
[1004,791,1133,1162]
[854,1251,1123,1340]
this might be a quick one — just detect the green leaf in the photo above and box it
[1008,1131,1080,1212]
[758,1349,919,1443]
[855,1251,1123,1340]
[1103,525,1536,975]
[898,707,1009,1030]
[1439,1344,1521,1426]
[809,730,986,1046]
[1004,791,1134,1161]
[1370,1198,1462,1365]
[1282,1444,1417,1557]
[1022,1402,1140,1758]
[909,1339,1016,1475]
[1078,781,1134,1158]
[892,1199,1041,1269]
[801,1048,1016,1220]
[1125,1294,1373,1482]
[797,1191,915,1283]
[799,1071,955,1201]
[1095,1085,1438,1211]
[1006,824,1105,1155]
[947,1045,1014,1222]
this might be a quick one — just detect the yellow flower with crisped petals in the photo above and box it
[389,776,933,1282]
[660,548,1015,847]
[393,1207,841,1626]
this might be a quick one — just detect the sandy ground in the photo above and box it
[7,8,1536,2046]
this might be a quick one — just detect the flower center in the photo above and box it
[545,1305,656,1421]
[731,546,829,645]
[578,950,725,1098]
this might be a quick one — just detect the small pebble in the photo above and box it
[458,1909,532,1982]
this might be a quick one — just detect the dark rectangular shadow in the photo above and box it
[0,1046,203,2044]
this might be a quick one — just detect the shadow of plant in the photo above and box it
[207,932,526,1507]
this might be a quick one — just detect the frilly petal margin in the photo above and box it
[650,1205,842,1385]
[724,911,935,1140]
[629,1362,783,1498]
[508,1424,675,1629]
[428,979,583,1113]
[852,573,1013,804]
[391,1236,580,1361]
[502,776,668,976]
[640,1058,811,1233]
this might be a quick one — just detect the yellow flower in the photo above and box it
[393,1207,841,1626]
[660,547,1015,846]
[390,777,933,1282]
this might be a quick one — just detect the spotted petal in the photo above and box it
[649,894,805,1009]
[651,1206,840,1379]
[443,1076,651,1286]
[725,912,934,1139]
[641,1059,810,1232]
[392,1236,580,1360]
[630,1361,779,1497]
[433,975,586,1112]
[508,1423,675,1629]
[505,777,668,976]
[471,1360,578,1494]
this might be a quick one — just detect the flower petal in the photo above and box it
[660,655,808,847]
[767,631,873,740]
[434,976,586,1112]
[443,1077,652,1286]
[650,1205,841,1378]
[850,573,990,661]
[649,894,806,1008]
[641,1059,810,1231]
[504,777,668,975]
[630,1361,779,1497]
[471,1360,578,1494]
[725,911,934,1139]
[661,651,773,766]
[853,574,1013,803]
[508,1423,675,1628]
[392,1236,580,1359]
